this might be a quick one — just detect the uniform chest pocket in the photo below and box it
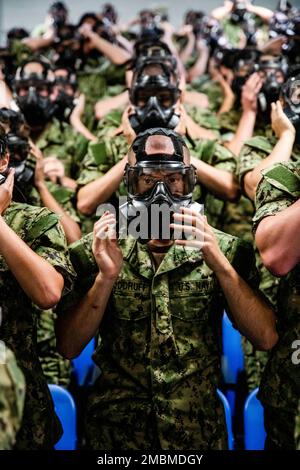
[169,280,217,358]
[169,279,216,322]
[112,291,151,321]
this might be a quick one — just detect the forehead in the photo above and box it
[54,69,68,77]
[23,62,44,75]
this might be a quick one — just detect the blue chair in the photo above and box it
[49,384,77,450]
[72,337,96,386]
[221,312,244,411]
[244,388,266,450]
[217,388,234,450]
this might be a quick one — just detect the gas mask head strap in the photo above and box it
[131,128,186,164]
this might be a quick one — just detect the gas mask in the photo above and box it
[14,62,55,129]
[129,63,180,133]
[52,72,77,121]
[230,1,249,24]
[120,128,200,244]
[6,132,33,202]
[282,74,300,144]
[257,58,287,120]
[16,86,55,128]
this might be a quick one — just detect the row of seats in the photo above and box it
[48,384,265,451]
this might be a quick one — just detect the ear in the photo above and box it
[0,151,9,173]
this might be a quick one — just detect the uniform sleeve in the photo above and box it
[238,144,267,193]
[252,176,295,233]
[56,233,97,315]
[28,210,76,294]
[211,142,237,174]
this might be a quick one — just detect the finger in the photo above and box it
[170,223,205,240]
[94,215,116,232]
[174,239,207,249]
[96,218,116,233]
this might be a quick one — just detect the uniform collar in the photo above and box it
[120,236,203,279]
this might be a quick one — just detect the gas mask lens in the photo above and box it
[289,81,300,108]
[135,87,176,108]
[126,164,196,199]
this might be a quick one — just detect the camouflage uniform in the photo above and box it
[76,109,127,234]
[22,120,85,386]
[59,229,259,450]
[0,347,25,450]
[238,137,300,390]
[187,75,223,114]
[0,202,75,449]
[253,161,300,449]
[76,56,126,130]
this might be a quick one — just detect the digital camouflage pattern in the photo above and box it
[238,137,300,389]
[187,76,223,114]
[76,56,126,130]
[77,108,127,234]
[0,202,75,449]
[253,161,300,449]
[185,104,221,135]
[59,229,259,450]
[0,347,25,450]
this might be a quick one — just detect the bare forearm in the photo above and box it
[248,5,274,22]
[244,131,295,200]
[92,35,131,64]
[69,113,97,141]
[94,91,129,120]
[57,273,115,358]
[22,36,53,51]
[0,215,64,308]
[226,110,256,156]
[189,47,209,82]
[77,158,127,215]
[217,90,235,115]
[179,35,195,64]
[216,261,278,350]
[255,199,300,276]
[37,183,81,244]
[191,157,239,201]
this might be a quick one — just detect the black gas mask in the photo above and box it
[14,62,55,129]
[257,58,287,120]
[53,24,83,69]
[6,132,34,201]
[129,63,180,133]
[282,74,300,144]
[231,50,259,102]
[230,1,249,24]
[52,72,77,121]
[120,128,200,244]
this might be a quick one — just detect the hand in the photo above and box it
[174,103,187,136]
[0,168,14,215]
[177,24,194,37]
[271,101,296,139]
[92,211,123,280]
[121,106,136,145]
[170,207,230,274]
[43,156,65,183]
[241,73,263,113]
[34,156,46,189]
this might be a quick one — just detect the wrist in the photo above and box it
[35,180,46,190]
[279,129,296,140]
[95,272,118,285]
[212,254,234,279]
